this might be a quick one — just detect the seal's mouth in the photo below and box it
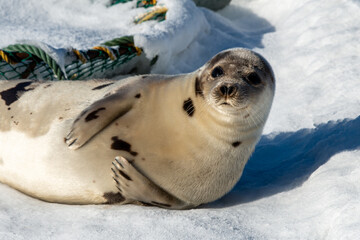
[218,101,235,107]
[216,98,247,110]
[212,92,246,108]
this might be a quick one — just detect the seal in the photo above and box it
[0,48,275,209]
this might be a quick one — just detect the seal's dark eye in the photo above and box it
[211,66,224,78]
[246,72,262,85]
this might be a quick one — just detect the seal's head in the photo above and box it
[196,48,275,126]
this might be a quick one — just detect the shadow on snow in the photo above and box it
[212,115,360,207]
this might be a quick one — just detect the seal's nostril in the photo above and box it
[228,85,238,96]
[228,86,235,96]
[219,84,237,97]
[219,86,228,96]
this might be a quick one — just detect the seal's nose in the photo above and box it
[219,84,238,97]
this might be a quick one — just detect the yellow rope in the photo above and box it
[72,49,87,63]
[134,5,168,24]
[92,46,116,60]
[0,50,16,64]
[143,0,157,5]
[134,46,142,56]
[126,43,142,56]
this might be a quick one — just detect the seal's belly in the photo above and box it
[93,99,235,204]
[0,124,117,204]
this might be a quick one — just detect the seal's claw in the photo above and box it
[110,156,191,209]
[114,156,124,168]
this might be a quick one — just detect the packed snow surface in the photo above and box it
[1,0,360,239]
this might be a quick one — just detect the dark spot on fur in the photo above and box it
[232,141,242,147]
[141,157,146,161]
[119,170,132,181]
[92,180,96,183]
[244,114,250,119]
[8,107,11,111]
[59,117,63,120]
[111,136,138,156]
[142,76,148,79]
[0,81,33,106]
[195,77,204,98]
[183,98,195,117]
[115,122,119,126]
[13,121,19,125]
[85,107,106,122]
[103,192,125,204]
[135,93,141,98]
[30,112,32,115]
[44,84,52,89]
[92,83,113,90]
[11,116,13,119]
[151,201,171,208]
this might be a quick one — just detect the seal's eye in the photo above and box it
[211,66,224,78]
[246,72,262,85]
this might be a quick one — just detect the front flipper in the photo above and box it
[112,156,194,210]
[66,92,133,150]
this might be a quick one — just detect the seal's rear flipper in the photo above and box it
[112,156,193,210]
[65,92,133,150]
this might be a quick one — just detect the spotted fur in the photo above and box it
[0,48,275,209]
[92,83,113,90]
[0,81,33,106]
[85,107,106,122]
[111,137,138,156]
[183,98,195,117]
[232,141,242,147]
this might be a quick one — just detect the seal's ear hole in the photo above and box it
[246,72,262,85]
[211,66,224,78]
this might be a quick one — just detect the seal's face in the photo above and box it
[196,48,275,120]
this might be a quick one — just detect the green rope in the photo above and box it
[4,44,65,80]
[108,0,132,7]
[108,0,157,8]
[0,36,144,81]
[102,36,134,46]
[136,0,157,8]
[0,0,169,82]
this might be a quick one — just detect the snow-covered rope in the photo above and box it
[0,36,144,80]
[109,0,157,8]
[0,0,168,81]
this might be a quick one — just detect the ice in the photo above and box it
[0,0,360,239]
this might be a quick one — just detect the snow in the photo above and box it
[1,0,360,239]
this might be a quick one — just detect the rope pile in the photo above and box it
[109,0,157,8]
[0,0,167,80]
